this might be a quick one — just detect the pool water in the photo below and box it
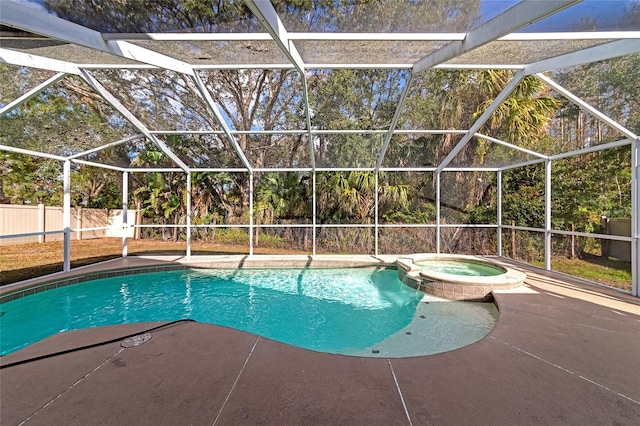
[416,260,505,276]
[0,268,498,357]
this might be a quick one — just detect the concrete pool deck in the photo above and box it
[1,256,639,425]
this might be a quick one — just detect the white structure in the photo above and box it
[0,0,638,296]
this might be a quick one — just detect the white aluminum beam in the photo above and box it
[190,72,252,171]
[548,138,633,161]
[376,76,413,171]
[632,138,639,296]
[313,171,316,256]
[0,48,81,75]
[149,129,467,136]
[186,172,192,257]
[551,228,632,242]
[244,0,315,169]
[374,171,379,256]
[101,31,640,42]
[413,0,581,74]
[194,63,297,70]
[497,136,631,172]
[436,71,526,173]
[503,31,640,41]
[249,172,254,255]
[1,3,106,52]
[379,167,437,172]
[0,144,66,161]
[288,33,465,41]
[306,63,524,70]
[545,160,552,270]
[497,170,503,257]
[475,133,549,159]
[126,168,184,173]
[84,62,524,71]
[301,76,316,169]
[0,72,67,116]
[190,168,248,173]
[122,171,128,257]
[244,0,305,70]
[63,160,71,272]
[1,2,193,74]
[501,158,547,172]
[67,134,144,160]
[395,130,469,135]
[79,69,190,171]
[71,159,127,172]
[436,172,441,253]
[442,167,501,172]
[524,39,640,75]
[535,73,638,140]
[102,33,273,41]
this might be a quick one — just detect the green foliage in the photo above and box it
[552,147,632,232]
[502,164,546,228]
[214,228,250,246]
[0,153,62,205]
[255,172,311,224]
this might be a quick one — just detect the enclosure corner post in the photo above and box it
[122,171,128,258]
[375,171,379,257]
[186,171,191,258]
[497,170,502,257]
[545,159,552,271]
[312,171,317,257]
[631,138,639,297]
[249,171,254,256]
[436,171,441,254]
[63,160,71,272]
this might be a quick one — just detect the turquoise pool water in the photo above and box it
[0,268,498,357]
[416,260,505,276]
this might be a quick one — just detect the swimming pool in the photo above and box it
[0,267,498,357]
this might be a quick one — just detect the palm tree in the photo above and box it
[476,71,560,144]
[254,172,311,247]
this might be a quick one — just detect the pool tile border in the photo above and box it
[0,265,188,304]
[0,257,396,304]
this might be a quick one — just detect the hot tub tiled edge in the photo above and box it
[396,254,526,302]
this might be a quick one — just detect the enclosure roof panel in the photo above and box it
[2,1,638,69]
[1,36,144,65]
[1,0,639,172]
[444,39,615,66]
[275,0,518,33]
[518,0,640,32]
[129,39,290,65]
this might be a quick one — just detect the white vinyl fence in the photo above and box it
[0,204,137,245]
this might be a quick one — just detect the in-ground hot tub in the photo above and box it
[396,254,526,302]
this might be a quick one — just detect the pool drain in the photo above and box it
[121,333,152,348]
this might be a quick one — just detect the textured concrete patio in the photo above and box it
[1,259,639,425]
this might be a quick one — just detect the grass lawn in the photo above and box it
[532,254,632,292]
[0,238,307,285]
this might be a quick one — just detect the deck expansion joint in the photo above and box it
[489,336,640,406]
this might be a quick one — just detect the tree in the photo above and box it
[1,68,135,207]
